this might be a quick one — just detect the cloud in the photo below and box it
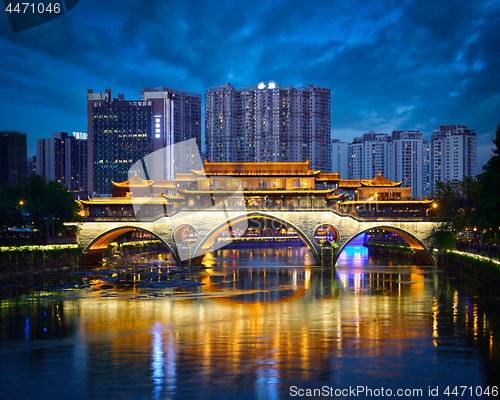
[0,0,498,170]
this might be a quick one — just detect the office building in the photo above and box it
[205,82,331,172]
[430,125,477,194]
[0,131,27,186]
[87,88,201,196]
[36,132,88,192]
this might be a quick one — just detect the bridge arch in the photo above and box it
[191,212,320,265]
[337,225,434,266]
[80,226,179,265]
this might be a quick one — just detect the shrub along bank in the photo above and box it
[0,244,80,265]
[440,250,500,284]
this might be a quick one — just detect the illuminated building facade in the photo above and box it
[79,160,433,220]
[87,88,201,196]
[205,82,331,172]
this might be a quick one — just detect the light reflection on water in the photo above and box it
[0,244,500,399]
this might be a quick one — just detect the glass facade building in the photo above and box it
[87,88,201,196]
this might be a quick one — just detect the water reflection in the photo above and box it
[0,245,500,399]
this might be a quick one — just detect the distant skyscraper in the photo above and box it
[331,139,348,178]
[36,132,88,192]
[390,130,429,199]
[205,82,331,171]
[87,88,201,196]
[430,124,477,194]
[0,131,27,186]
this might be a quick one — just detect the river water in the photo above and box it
[1,242,500,399]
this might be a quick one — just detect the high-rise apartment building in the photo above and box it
[0,131,27,186]
[390,130,429,199]
[362,131,391,179]
[348,132,391,179]
[430,125,477,194]
[205,82,331,171]
[331,139,348,177]
[36,132,88,192]
[87,88,201,196]
[348,137,363,179]
[342,130,430,199]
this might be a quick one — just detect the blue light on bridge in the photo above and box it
[336,234,369,267]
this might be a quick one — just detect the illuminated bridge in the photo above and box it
[77,209,438,266]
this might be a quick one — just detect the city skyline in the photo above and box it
[1,0,499,174]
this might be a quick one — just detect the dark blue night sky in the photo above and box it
[1,0,499,172]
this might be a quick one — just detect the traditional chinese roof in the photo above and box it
[326,193,349,200]
[341,200,434,205]
[151,180,177,188]
[316,172,341,182]
[175,173,196,181]
[360,170,402,187]
[111,173,153,187]
[336,171,402,189]
[192,160,321,177]
[80,197,171,205]
[177,188,338,196]
[337,179,362,189]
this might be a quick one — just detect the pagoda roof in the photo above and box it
[177,188,337,195]
[112,173,153,187]
[342,200,434,205]
[80,197,171,205]
[337,171,402,189]
[174,173,196,181]
[192,160,321,177]
[360,170,402,187]
[337,179,363,189]
[151,180,176,188]
[316,172,341,182]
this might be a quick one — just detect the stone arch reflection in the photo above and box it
[199,266,314,304]
[193,212,319,265]
[337,226,434,266]
[80,226,178,265]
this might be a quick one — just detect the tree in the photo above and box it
[0,175,81,241]
[476,124,500,242]
[431,176,480,248]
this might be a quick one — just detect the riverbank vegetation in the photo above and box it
[0,244,79,264]
[0,175,81,245]
[432,124,500,255]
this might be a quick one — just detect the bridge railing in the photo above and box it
[82,205,437,223]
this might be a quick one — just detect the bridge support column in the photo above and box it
[321,242,334,268]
